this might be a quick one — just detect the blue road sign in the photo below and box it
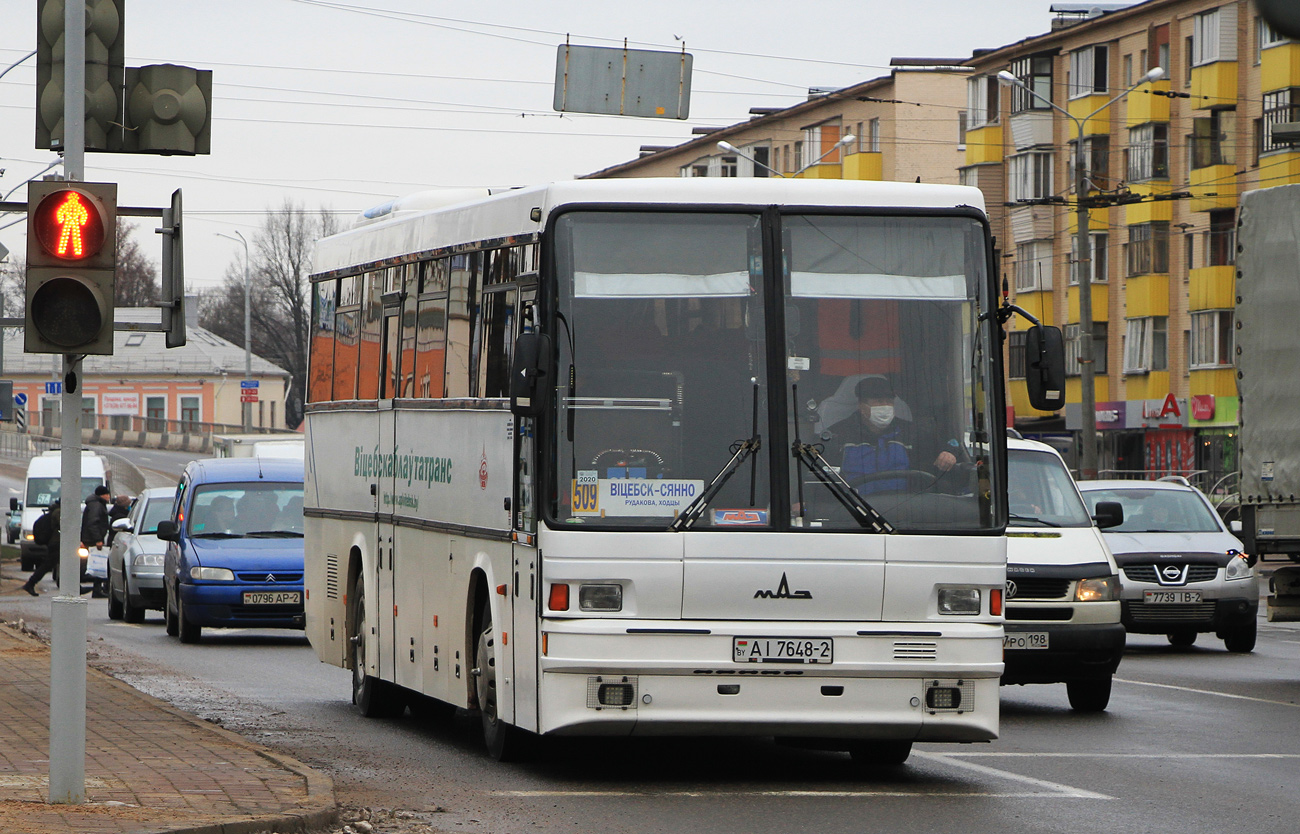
[14,392,27,406]
[45,381,61,394]
[240,380,259,388]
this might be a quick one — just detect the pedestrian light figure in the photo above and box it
[54,191,90,257]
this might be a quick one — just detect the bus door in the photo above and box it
[376,291,402,683]
[510,290,540,732]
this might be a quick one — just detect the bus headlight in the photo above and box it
[937,588,981,615]
[579,583,623,612]
[1075,576,1121,602]
[190,566,235,581]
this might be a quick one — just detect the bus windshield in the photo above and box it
[550,209,998,533]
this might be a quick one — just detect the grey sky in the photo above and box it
[2,0,1059,289]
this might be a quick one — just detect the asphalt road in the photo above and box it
[2,578,1298,834]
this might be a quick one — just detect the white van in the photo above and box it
[211,433,304,459]
[15,450,111,571]
[1002,437,1126,712]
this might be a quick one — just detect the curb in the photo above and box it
[0,622,338,834]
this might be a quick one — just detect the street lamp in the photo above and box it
[718,133,856,178]
[215,230,252,432]
[997,66,1164,478]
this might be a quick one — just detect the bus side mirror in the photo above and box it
[156,520,179,542]
[510,332,554,417]
[1093,501,1124,530]
[1025,325,1066,411]
[9,498,19,511]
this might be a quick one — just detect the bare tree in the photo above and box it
[114,220,159,306]
[0,255,23,318]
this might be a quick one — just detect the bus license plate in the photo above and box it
[1004,632,1049,650]
[1144,590,1203,604]
[733,637,833,664]
[242,591,301,605]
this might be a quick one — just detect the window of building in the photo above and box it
[1071,135,1111,190]
[181,396,200,431]
[751,146,770,177]
[793,141,804,171]
[1069,45,1109,98]
[1015,240,1053,292]
[868,118,880,152]
[1008,330,1027,379]
[1124,316,1168,373]
[1185,231,1195,271]
[1065,322,1108,376]
[1193,6,1238,66]
[1009,54,1053,113]
[966,75,1001,129]
[804,121,843,166]
[1184,36,1194,85]
[1151,23,1170,72]
[720,155,738,177]
[1069,231,1109,284]
[1127,123,1169,180]
[146,396,166,433]
[1190,108,1236,168]
[1261,89,1300,155]
[958,111,967,149]
[1260,15,1293,53]
[1007,150,1054,202]
[1206,209,1235,266]
[1127,222,1170,276]
[1190,310,1234,367]
[1123,53,1133,87]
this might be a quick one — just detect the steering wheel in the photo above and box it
[847,469,938,490]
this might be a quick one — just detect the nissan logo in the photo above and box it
[1161,566,1182,580]
[1005,580,1018,599]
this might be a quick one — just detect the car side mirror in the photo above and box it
[111,517,133,532]
[509,332,554,417]
[156,520,179,542]
[9,498,20,511]
[1229,519,1243,534]
[1025,325,1066,411]
[1093,500,1124,530]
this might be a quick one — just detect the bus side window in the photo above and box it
[308,278,337,403]
[445,252,477,398]
[357,270,384,400]
[333,275,361,401]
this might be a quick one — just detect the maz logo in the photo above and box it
[754,572,812,600]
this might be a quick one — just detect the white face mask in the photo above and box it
[868,404,894,430]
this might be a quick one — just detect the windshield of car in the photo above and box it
[1007,449,1092,528]
[26,477,103,507]
[187,482,304,537]
[138,496,174,535]
[1081,487,1221,533]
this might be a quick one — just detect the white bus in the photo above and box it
[303,179,1062,764]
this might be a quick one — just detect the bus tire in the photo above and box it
[475,612,523,761]
[848,740,912,766]
[350,583,404,718]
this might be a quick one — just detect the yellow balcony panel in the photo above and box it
[1125,371,1170,402]
[842,151,882,181]
[1262,43,1300,94]
[1010,382,1059,418]
[796,163,842,179]
[1067,283,1109,323]
[1190,61,1237,110]
[1126,80,1170,126]
[1125,273,1170,318]
[1189,164,1236,212]
[1257,151,1300,186]
[965,123,1003,166]
[1068,95,1110,135]
[1189,265,1235,311]
[1064,375,1111,407]
[1066,206,1112,234]
[1190,367,1237,398]
[1123,182,1174,225]
[1010,290,1055,327]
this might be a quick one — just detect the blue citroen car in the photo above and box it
[157,457,304,644]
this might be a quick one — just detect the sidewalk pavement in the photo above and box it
[0,592,337,833]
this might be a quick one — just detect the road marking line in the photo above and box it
[941,752,1300,759]
[1116,677,1300,709]
[911,751,1112,799]
[493,790,1090,798]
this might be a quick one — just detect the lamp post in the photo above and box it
[718,133,856,178]
[997,66,1164,478]
[216,231,252,432]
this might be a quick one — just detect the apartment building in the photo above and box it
[583,60,970,184]
[963,0,1297,486]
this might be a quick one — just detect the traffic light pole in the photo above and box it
[49,0,87,807]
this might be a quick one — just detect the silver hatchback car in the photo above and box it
[1078,479,1259,652]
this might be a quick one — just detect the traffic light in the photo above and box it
[124,65,212,155]
[35,0,126,152]
[25,181,117,355]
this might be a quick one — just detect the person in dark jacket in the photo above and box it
[21,500,60,596]
[835,375,958,494]
[82,485,111,598]
[106,494,131,546]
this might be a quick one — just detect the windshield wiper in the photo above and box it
[671,380,762,532]
[190,531,244,539]
[246,530,304,538]
[1008,513,1061,528]
[790,383,893,533]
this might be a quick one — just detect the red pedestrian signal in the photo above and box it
[25,181,117,355]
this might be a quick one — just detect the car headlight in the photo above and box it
[190,566,235,581]
[1076,576,1121,602]
[937,587,982,615]
[78,546,89,558]
[24,533,34,541]
[134,554,164,567]
[1225,553,1253,580]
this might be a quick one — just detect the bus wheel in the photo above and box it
[848,740,912,767]
[474,613,521,761]
[350,584,403,718]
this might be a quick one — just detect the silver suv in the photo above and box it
[1078,479,1258,652]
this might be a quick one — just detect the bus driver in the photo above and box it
[836,375,957,494]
